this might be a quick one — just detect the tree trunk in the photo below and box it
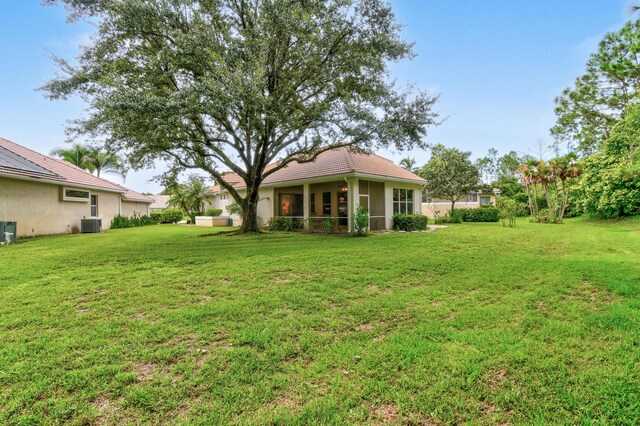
[524,181,533,217]
[239,185,261,233]
[450,200,456,215]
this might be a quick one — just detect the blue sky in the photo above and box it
[0,0,634,193]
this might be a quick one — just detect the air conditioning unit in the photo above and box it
[81,218,102,234]
[0,221,17,243]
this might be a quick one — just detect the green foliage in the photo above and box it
[167,175,212,221]
[307,216,339,233]
[267,217,301,232]
[225,203,243,217]
[111,215,156,229]
[49,144,95,172]
[552,20,640,154]
[574,102,640,218]
[50,144,126,177]
[351,206,370,236]
[159,209,184,224]
[393,214,428,231]
[517,154,581,223]
[150,211,163,223]
[417,144,480,209]
[204,209,223,217]
[456,207,499,222]
[44,0,439,233]
[495,197,522,227]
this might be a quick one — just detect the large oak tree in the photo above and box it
[43,0,439,232]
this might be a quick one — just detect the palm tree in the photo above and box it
[399,156,416,171]
[86,150,126,178]
[167,177,213,222]
[185,179,212,214]
[50,144,95,173]
[517,160,540,217]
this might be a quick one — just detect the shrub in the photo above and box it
[161,209,184,223]
[455,207,499,222]
[267,216,302,231]
[308,216,339,233]
[393,214,428,231]
[204,208,223,217]
[434,216,453,224]
[150,211,163,223]
[111,215,157,229]
[111,215,132,229]
[451,210,463,223]
[352,205,369,236]
[226,203,242,216]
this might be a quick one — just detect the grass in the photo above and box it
[0,218,639,424]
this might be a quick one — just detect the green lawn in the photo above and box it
[1,219,639,425]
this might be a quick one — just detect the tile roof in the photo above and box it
[149,195,171,209]
[210,147,424,191]
[120,187,154,203]
[0,137,151,202]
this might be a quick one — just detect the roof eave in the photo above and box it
[0,171,126,194]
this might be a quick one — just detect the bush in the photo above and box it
[150,211,163,223]
[307,216,339,233]
[455,207,499,222]
[111,215,157,229]
[393,214,428,231]
[204,208,223,217]
[352,205,369,236]
[161,209,184,223]
[267,216,302,231]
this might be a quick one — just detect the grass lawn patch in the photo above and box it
[1,219,639,424]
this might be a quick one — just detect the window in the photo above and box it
[480,196,492,205]
[279,193,303,216]
[63,188,90,202]
[90,195,98,217]
[322,192,331,215]
[467,193,478,202]
[310,193,316,215]
[422,188,432,203]
[393,189,414,214]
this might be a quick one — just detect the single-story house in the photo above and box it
[150,195,171,211]
[206,147,426,231]
[421,189,500,219]
[0,137,153,238]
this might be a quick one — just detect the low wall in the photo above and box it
[195,216,231,227]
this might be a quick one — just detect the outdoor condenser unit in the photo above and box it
[0,221,17,243]
[81,218,102,234]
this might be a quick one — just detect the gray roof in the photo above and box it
[0,144,59,178]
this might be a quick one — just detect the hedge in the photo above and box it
[456,207,499,222]
[111,215,157,229]
[393,214,428,231]
[204,208,223,216]
[150,209,184,224]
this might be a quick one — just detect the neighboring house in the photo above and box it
[0,138,153,238]
[150,195,171,211]
[421,189,500,219]
[207,147,425,231]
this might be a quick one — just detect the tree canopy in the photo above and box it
[418,144,479,211]
[552,20,640,154]
[43,0,439,232]
[575,102,640,218]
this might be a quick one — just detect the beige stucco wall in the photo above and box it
[213,178,423,230]
[120,201,150,217]
[0,176,122,238]
[384,181,423,229]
